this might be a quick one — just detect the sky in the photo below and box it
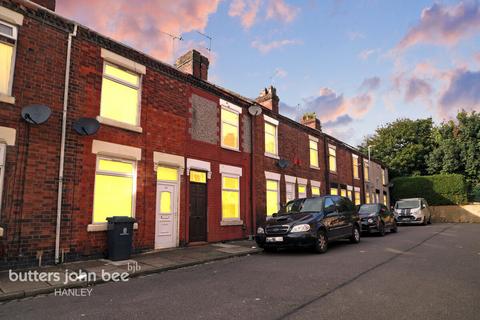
[56,0,480,146]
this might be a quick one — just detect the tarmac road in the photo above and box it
[1,223,479,320]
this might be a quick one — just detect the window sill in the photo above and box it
[0,94,15,105]
[310,166,320,170]
[96,116,143,133]
[87,222,138,232]
[221,145,241,153]
[264,152,280,160]
[0,227,3,237]
[329,171,337,174]
[220,219,243,226]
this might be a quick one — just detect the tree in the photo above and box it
[358,118,434,178]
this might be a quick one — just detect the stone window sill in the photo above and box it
[87,222,138,232]
[310,166,320,170]
[0,227,4,237]
[264,152,280,160]
[0,94,15,105]
[220,219,243,226]
[96,116,143,133]
[221,145,241,153]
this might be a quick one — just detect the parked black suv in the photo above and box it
[256,196,361,253]
[358,203,397,236]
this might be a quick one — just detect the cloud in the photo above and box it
[359,77,381,91]
[358,48,378,61]
[228,0,261,29]
[404,77,433,102]
[266,0,300,23]
[439,69,480,117]
[274,68,288,78]
[57,0,220,63]
[347,31,365,41]
[396,1,480,51]
[323,114,354,128]
[251,39,303,54]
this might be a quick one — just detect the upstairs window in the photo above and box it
[364,159,370,182]
[309,138,319,168]
[265,122,278,156]
[352,155,359,179]
[328,145,337,172]
[100,62,141,126]
[0,20,17,96]
[221,108,239,150]
[382,168,386,185]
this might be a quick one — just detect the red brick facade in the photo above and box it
[0,1,389,268]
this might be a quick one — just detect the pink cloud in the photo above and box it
[397,1,480,51]
[358,48,378,61]
[228,0,261,29]
[57,0,220,63]
[251,38,303,54]
[404,77,433,102]
[439,68,480,118]
[266,0,300,23]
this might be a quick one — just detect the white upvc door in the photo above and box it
[286,182,295,202]
[155,183,177,249]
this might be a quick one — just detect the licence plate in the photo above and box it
[266,237,283,242]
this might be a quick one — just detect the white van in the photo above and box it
[394,198,432,225]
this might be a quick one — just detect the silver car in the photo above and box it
[394,198,432,225]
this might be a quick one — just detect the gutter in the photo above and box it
[55,23,78,264]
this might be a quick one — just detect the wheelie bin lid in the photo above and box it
[106,216,136,223]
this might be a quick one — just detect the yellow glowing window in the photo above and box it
[355,192,361,205]
[309,140,319,167]
[100,62,140,126]
[265,122,277,155]
[266,179,279,216]
[298,185,306,198]
[311,186,320,196]
[330,187,338,196]
[93,158,135,223]
[365,192,370,204]
[222,176,240,219]
[190,170,207,183]
[157,166,178,181]
[383,194,387,205]
[221,108,239,150]
[353,156,359,179]
[382,169,386,185]
[340,189,347,197]
[160,191,172,213]
[364,160,369,181]
[328,146,337,172]
[0,42,14,95]
[347,190,353,200]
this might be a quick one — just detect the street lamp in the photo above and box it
[367,144,375,203]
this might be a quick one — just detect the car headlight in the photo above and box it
[368,218,374,224]
[290,224,311,233]
[257,227,265,234]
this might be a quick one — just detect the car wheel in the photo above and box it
[390,221,398,233]
[313,230,328,254]
[378,221,386,237]
[427,215,432,224]
[422,216,428,226]
[350,225,361,244]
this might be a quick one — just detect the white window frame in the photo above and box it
[364,159,370,182]
[92,156,137,224]
[0,19,18,100]
[221,173,241,223]
[266,179,280,217]
[98,60,143,130]
[352,154,360,180]
[220,106,240,151]
[328,144,337,173]
[264,115,279,159]
[0,144,6,216]
[309,135,319,169]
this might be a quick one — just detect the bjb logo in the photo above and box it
[127,261,141,273]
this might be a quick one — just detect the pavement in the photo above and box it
[0,240,260,302]
[1,223,480,320]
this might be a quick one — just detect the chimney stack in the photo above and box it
[256,86,279,113]
[31,0,56,11]
[301,112,322,131]
[175,50,209,81]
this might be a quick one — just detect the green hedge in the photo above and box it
[391,174,468,205]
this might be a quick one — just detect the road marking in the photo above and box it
[274,224,456,320]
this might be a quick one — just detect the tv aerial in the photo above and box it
[73,117,100,136]
[21,104,51,124]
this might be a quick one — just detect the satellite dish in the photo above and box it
[73,117,100,136]
[277,159,289,169]
[21,104,51,124]
[248,105,262,116]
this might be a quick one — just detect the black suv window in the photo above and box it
[336,197,349,212]
[324,197,335,213]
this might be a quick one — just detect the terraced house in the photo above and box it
[0,0,389,268]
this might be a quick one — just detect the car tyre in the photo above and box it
[390,221,398,233]
[422,216,428,226]
[378,221,386,237]
[313,230,328,254]
[350,225,361,244]
[427,215,432,224]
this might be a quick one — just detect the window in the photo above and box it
[354,191,361,205]
[383,193,387,205]
[0,20,17,96]
[311,186,320,197]
[347,190,353,200]
[0,144,5,215]
[93,157,136,223]
[364,160,369,182]
[328,145,337,172]
[157,166,178,181]
[222,175,240,220]
[324,197,335,212]
[382,169,386,185]
[190,170,207,183]
[264,122,278,156]
[352,155,359,179]
[266,179,279,216]
[330,184,338,195]
[340,188,347,197]
[365,191,370,204]
[100,62,141,126]
[298,184,307,198]
[309,139,319,168]
[221,108,239,150]
[286,182,295,202]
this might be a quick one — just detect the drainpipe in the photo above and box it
[55,24,78,264]
[249,113,255,239]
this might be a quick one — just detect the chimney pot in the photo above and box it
[255,85,279,113]
[175,50,209,81]
[301,112,322,131]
